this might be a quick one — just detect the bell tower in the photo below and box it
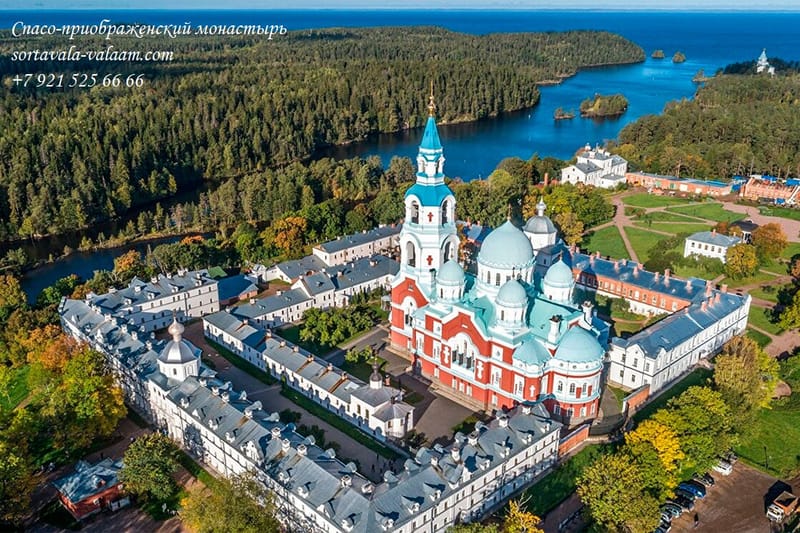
[391,87,460,349]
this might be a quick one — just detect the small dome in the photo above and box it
[478,220,534,268]
[543,259,574,289]
[554,326,605,363]
[160,339,196,364]
[496,280,528,308]
[438,260,465,286]
[524,215,557,235]
[513,339,549,366]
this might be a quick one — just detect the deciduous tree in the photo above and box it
[120,433,180,502]
[180,471,280,533]
[553,212,584,246]
[714,336,779,424]
[504,499,544,533]
[752,222,788,260]
[725,243,758,279]
[779,290,800,331]
[0,441,35,527]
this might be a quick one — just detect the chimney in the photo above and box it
[705,283,712,297]
[582,301,593,324]
[701,301,707,312]
[548,316,561,343]
[712,228,717,236]
[721,284,728,293]
[633,264,639,277]
[281,438,291,452]
[498,415,509,428]
[544,172,549,187]
[297,443,307,456]
[614,260,620,272]
[450,446,461,462]
[654,271,660,282]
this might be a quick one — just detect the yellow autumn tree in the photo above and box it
[270,216,308,257]
[625,419,684,473]
[504,499,544,533]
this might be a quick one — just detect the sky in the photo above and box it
[5,0,800,10]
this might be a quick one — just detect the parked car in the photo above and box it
[675,487,697,501]
[679,480,707,498]
[660,503,683,519]
[669,495,695,511]
[713,459,733,476]
[693,472,715,487]
[724,450,738,464]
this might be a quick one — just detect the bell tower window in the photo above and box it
[406,242,416,267]
[442,200,450,224]
[410,201,420,224]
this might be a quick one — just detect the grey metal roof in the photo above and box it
[612,291,749,358]
[52,459,123,503]
[686,231,741,247]
[274,256,328,280]
[299,273,336,296]
[89,270,216,313]
[574,161,600,174]
[325,255,399,291]
[232,289,311,320]
[316,225,401,254]
[217,274,258,301]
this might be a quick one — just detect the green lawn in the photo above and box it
[612,321,646,337]
[0,365,30,413]
[582,226,630,260]
[341,356,387,383]
[673,260,724,280]
[748,306,784,336]
[759,205,800,222]
[666,203,744,223]
[641,210,707,223]
[624,226,667,263]
[623,193,694,208]
[518,444,612,516]
[276,325,331,356]
[178,450,217,487]
[633,221,711,235]
[747,284,784,304]
[735,355,800,478]
[279,386,399,459]
[633,368,713,423]
[723,269,780,289]
[746,328,773,348]
[607,385,628,410]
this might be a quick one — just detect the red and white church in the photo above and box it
[390,98,609,425]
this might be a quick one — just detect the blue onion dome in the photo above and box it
[478,220,534,268]
[496,280,528,308]
[543,259,574,289]
[554,326,605,363]
[437,260,465,286]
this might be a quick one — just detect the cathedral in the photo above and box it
[390,96,609,424]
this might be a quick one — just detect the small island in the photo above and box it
[692,68,710,83]
[652,49,665,59]
[553,107,576,120]
[673,51,687,63]
[579,93,629,118]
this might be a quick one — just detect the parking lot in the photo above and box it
[669,462,780,532]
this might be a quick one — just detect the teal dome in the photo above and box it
[513,338,550,366]
[543,259,574,289]
[438,260,465,286]
[496,280,528,308]
[554,326,605,363]
[478,221,534,268]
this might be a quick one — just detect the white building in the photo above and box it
[607,289,751,394]
[312,225,401,267]
[684,230,742,264]
[561,144,628,189]
[757,48,775,75]
[203,310,415,440]
[85,269,219,332]
[59,294,562,533]
[235,255,399,328]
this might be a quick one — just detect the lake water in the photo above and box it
[5,10,799,297]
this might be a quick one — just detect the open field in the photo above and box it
[746,328,773,348]
[666,203,744,223]
[759,205,800,221]
[624,226,667,263]
[723,269,780,288]
[748,306,783,335]
[582,225,630,260]
[633,221,711,234]
[641,210,707,222]
[622,193,694,208]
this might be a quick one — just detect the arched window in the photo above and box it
[405,242,416,267]
[410,201,420,224]
[441,200,450,224]
[495,273,501,286]
[500,310,505,321]
[569,383,576,394]
[557,381,563,392]
[443,241,452,262]
[486,271,491,283]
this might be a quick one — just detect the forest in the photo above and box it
[614,72,800,180]
[0,27,643,243]
[579,93,629,118]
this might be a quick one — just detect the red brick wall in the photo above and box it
[558,424,590,456]
[623,385,651,414]
[59,484,123,520]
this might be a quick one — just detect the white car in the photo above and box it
[713,459,733,476]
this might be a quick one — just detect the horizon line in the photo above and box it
[3,7,800,12]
